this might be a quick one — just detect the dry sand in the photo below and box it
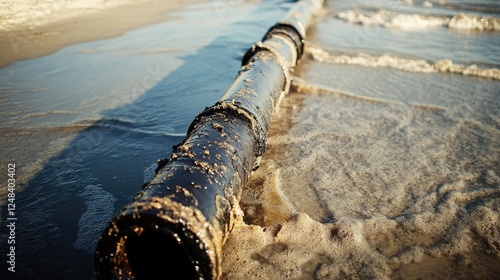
[0,0,207,69]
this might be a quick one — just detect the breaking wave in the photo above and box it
[308,47,500,80]
[336,10,500,31]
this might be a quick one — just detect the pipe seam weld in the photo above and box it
[262,23,305,60]
[243,39,294,85]
[190,36,294,169]
[187,101,263,159]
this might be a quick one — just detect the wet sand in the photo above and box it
[0,0,207,69]
[221,56,500,279]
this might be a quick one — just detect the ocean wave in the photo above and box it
[308,47,500,80]
[291,77,391,105]
[2,117,186,138]
[13,110,76,122]
[291,77,449,113]
[0,87,49,97]
[448,13,500,31]
[336,10,500,31]
[92,118,186,137]
[436,1,500,14]
[66,118,187,137]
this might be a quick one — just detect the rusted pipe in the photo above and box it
[95,0,323,279]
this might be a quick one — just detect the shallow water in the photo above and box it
[0,1,292,278]
[0,0,499,279]
[223,0,500,279]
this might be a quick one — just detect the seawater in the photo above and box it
[0,1,291,278]
[0,0,499,279]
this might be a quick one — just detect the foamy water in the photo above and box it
[308,46,500,80]
[0,0,499,279]
[222,0,500,279]
[222,73,500,278]
[74,184,116,255]
[336,10,500,31]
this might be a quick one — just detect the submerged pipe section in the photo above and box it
[95,0,323,279]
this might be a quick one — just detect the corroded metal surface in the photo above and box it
[95,0,323,279]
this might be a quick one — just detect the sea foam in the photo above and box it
[74,184,117,254]
[337,10,500,31]
[308,47,500,80]
[222,81,500,279]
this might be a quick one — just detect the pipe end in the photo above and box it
[95,213,214,280]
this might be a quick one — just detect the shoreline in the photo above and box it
[0,0,207,69]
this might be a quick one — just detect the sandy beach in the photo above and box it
[0,0,206,68]
[0,0,498,279]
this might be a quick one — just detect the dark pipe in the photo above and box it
[95,0,323,279]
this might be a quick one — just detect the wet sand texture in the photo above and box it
[222,68,500,279]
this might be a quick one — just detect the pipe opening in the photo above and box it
[125,230,200,280]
